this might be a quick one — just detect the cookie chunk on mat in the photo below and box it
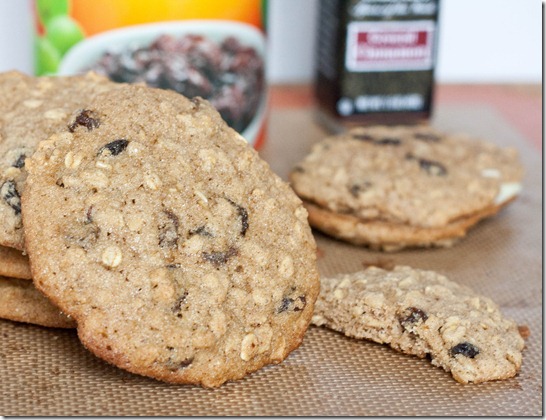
[312,266,525,384]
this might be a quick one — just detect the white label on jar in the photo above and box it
[355,94,424,112]
[345,20,436,72]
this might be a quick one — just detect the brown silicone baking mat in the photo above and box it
[0,105,542,416]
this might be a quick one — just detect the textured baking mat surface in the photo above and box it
[0,106,542,416]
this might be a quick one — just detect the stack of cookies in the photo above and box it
[0,71,123,329]
[289,125,523,251]
[0,72,320,387]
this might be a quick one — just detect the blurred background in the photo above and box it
[0,0,541,84]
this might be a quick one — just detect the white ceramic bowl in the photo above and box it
[59,20,267,147]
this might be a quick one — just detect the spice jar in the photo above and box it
[314,0,440,131]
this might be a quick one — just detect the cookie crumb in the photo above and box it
[518,325,531,340]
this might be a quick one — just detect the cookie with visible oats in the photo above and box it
[0,245,31,279]
[289,125,523,250]
[0,276,75,328]
[0,71,121,250]
[312,266,525,384]
[23,84,319,387]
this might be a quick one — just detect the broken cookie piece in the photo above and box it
[312,266,525,384]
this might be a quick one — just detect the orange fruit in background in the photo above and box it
[71,0,263,36]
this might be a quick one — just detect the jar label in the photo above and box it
[345,20,436,72]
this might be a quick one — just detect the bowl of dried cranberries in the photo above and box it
[59,20,267,147]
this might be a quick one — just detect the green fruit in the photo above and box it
[35,36,61,75]
[36,0,69,26]
[45,15,85,56]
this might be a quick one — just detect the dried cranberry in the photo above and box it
[278,293,307,313]
[171,291,189,317]
[0,180,21,215]
[226,198,249,236]
[406,153,447,176]
[166,263,181,269]
[68,109,100,132]
[450,342,480,358]
[158,210,179,248]
[202,247,238,266]
[98,139,130,157]
[419,159,447,176]
[84,205,95,224]
[12,153,26,169]
[67,225,100,249]
[189,225,214,237]
[376,137,402,145]
[353,133,401,146]
[349,181,372,198]
[399,307,428,330]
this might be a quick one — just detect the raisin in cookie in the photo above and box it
[0,276,75,328]
[289,125,523,251]
[22,85,319,387]
[312,266,525,383]
[0,71,120,250]
[0,245,31,279]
